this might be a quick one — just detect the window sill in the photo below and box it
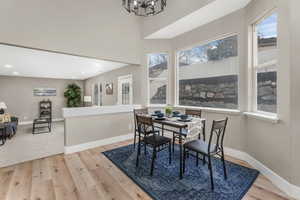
[243,112,279,123]
[174,105,241,115]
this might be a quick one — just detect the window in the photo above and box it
[118,75,133,105]
[252,13,277,114]
[148,53,168,105]
[177,35,239,109]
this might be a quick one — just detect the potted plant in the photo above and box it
[165,105,173,117]
[64,84,82,107]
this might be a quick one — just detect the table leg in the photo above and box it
[179,128,183,179]
[162,124,164,136]
[203,120,206,141]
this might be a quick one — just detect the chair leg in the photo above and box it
[135,136,141,168]
[208,156,214,190]
[144,142,147,155]
[133,130,137,148]
[169,141,172,164]
[150,147,157,176]
[221,149,228,179]
[203,155,206,165]
[183,147,186,174]
[196,152,199,166]
[172,133,175,153]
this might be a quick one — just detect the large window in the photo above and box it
[148,53,168,105]
[177,35,239,109]
[252,13,277,114]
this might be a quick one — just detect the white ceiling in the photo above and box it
[0,44,129,80]
[145,0,252,39]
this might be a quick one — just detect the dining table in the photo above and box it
[151,115,206,179]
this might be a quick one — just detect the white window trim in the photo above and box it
[147,53,169,106]
[249,9,278,116]
[118,74,133,105]
[243,112,279,123]
[175,33,240,110]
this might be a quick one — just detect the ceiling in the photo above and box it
[145,0,252,39]
[0,44,129,80]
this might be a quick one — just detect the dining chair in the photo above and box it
[183,117,228,190]
[133,108,149,148]
[172,109,203,153]
[135,115,172,176]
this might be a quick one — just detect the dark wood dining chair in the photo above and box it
[135,115,172,176]
[183,117,228,190]
[133,108,149,148]
[172,109,203,153]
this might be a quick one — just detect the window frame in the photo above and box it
[250,10,278,116]
[117,74,133,105]
[175,33,240,110]
[147,53,169,106]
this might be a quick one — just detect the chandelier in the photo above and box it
[122,0,167,17]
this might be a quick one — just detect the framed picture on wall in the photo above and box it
[33,88,57,96]
[105,83,113,95]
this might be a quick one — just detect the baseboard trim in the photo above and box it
[19,118,64,125]
[64,133,133,154]
[225,147,300,200]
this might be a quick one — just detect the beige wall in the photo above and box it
[65,112,133,146]
[141,0,214,38]
[84,65,143,106]
[0,76,83,122]
[289,0,300,187]
[0,0,141,64]
[245,0,293,183]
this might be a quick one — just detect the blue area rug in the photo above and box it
[103,144,259,200]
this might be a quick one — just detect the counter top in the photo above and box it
[63,105,142,118]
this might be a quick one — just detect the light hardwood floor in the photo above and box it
[0,140,293,200]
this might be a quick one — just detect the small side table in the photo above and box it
[32,118,51,134]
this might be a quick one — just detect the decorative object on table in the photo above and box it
[172,111,181,117]
[83,96,92,107]
[183,117,229,190]
[122,0,167,17]
[165,106,173,117]
[155,113,165,120]
[64,83,82,107]
[105,82,113,95]
[103,144,259,200]
[152,110,161,117]
[0,102,7,114]
[32,118,51,134]
[33,88,57,96]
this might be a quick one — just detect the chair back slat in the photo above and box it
[185,109,202,118]
[208,117,228,153]
[136,115,154,135]
[134,108,148,128]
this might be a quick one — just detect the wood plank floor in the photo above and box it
[0,140,293,200]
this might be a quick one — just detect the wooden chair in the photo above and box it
[135,115,172,176]
[172,109,203,153]
[183,117,228,190]
[133,108,148,148]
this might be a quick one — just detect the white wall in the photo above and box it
[141,0,214,38]
[0,0,142,64]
